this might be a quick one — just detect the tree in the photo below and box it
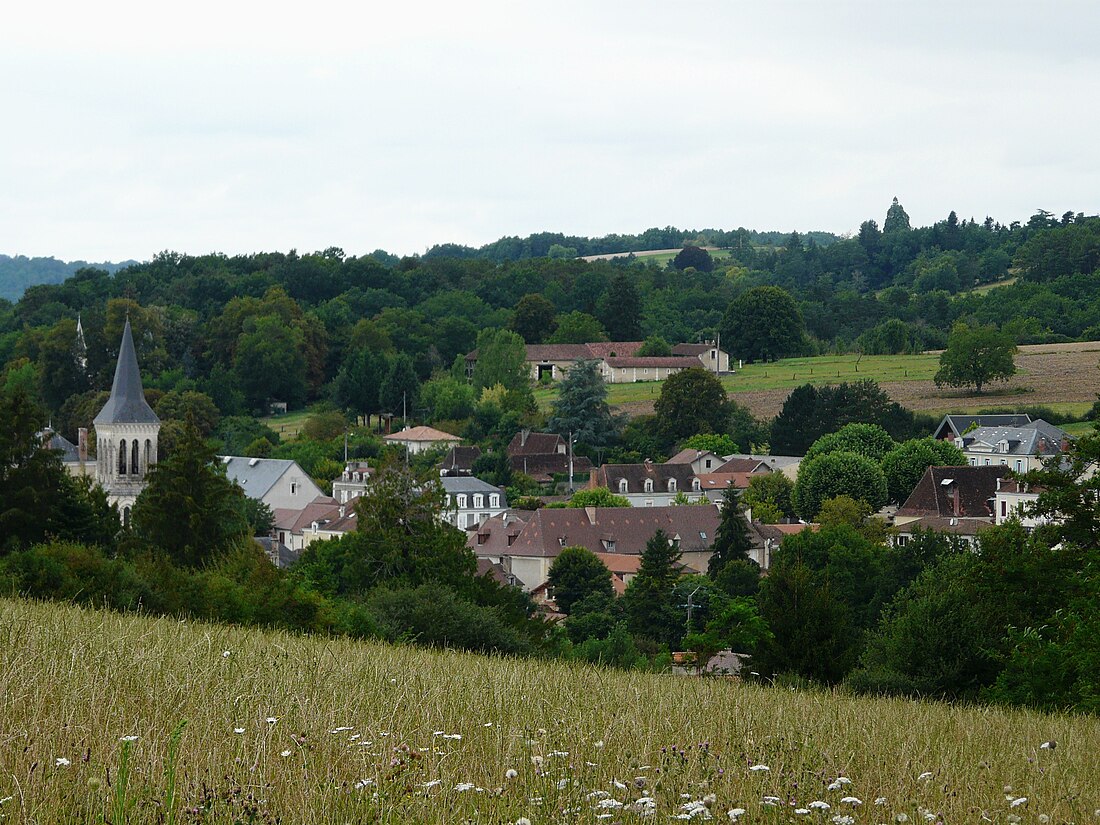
[131,416,250,567]
[720,286,805,362]
[563,487,631,508]
[681,433,739,456]
[742,472,795,520]
[599,273,642,341]
[654,368,731,444]
[546,311,608,344]
[672,245,714,272]
[622,529,685,648]
[683,598,771,669]
[708,485,754,577]
[883,196,911,233]
[419,375,476,422]
[792,451,888,521]
[934,322,1017,394]
[333,348,388,419]
[234,315,307,411]
[510,293,558,344]
[548,546,614,615]
[635,335,672,357]
[379,353,420,416]
[547,360,618,448]
[472,329,529,392]
[804,423,896,463]
[880,438,966,505]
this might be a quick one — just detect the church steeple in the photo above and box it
[93,319,160,425]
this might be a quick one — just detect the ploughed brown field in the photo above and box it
[617,342,1100,420]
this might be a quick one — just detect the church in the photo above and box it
[92,319,160,522]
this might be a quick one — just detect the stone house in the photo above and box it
[588,460,704,506]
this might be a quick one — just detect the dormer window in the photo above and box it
[644,479,654,493]
[489,494,500,508]
[999,440,1010,453]
[692,478,701,492]
[457,494,467,508]
[473,494,484,509]
[618,479,628,494]
[668,479,678,493]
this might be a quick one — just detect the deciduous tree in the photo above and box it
[934,322,1017,394]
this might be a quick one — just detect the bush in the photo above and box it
[792,451,888,521]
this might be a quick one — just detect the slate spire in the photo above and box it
[93,319,160,425]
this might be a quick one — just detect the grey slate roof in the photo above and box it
[441,476,505,496]
[961,420,1069,457]
[934,414,1033,441]
[221,456,296,499]
[93,320,160,425]
[42,430,81,463]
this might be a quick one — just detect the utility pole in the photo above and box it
[568,430,575,493]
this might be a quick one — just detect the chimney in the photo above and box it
[953,483,960,517]
[338,505,346,518]
[1061,437,1071,453]
[78,428,88,463]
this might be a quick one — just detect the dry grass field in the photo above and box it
[614,343,1100,421]
[3,597,1100,823]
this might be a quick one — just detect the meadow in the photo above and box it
[3,597,1099,824]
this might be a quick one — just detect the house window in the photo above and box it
[477,532,487,545]
[705,459,712,469]
[644,368,648,375]
[490,494,500,508]
[618,479,628,494]
[1000,459,1007,465]
[458,514,466,529]
[692,478,701,492]
[644,479,653,493]
[668,479,677,493]
[699,531,707,540]
[984,458,991,466]
[290,481,298,495]
[1000,500,1007,518]
[1014,460,1022,472]
[278,531,286,544]
[457,494,467,508]
[969,458,977,466]
[895,535,909,547]
[473,494,484,509]
[645,499,654,507]
[507,534,516,546]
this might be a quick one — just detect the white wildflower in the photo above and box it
[597,798,624,809]
[1010,797,1028,808]
[594,739,605,749]
[832,816,855,825]
[531,755,544,769]
[265,717,277,724]
[763,796,782,806]
[828,781,844,791]
[55,757,71,767]
[330,726,353,734]
[895,815,909,824]
[794,809,810,816]
[119,735,138,742]
[1039,815,1051,823]
[505,769,518,780]
[841,797,863,806]
[443,734,462,740]
[233,727,245,734]
[222,650,231,658]
[750,764,770,772]
[1039,740,1056,750]
[455,782,475,792]
[422,780,441,788]
[835,777,852,785]
[280,749,291,757]
[548,750,569,758]
[612,779,627,791]
[1007,816,1022,825]
[728,808,747,820]
[875,798,888,806]
[483,721,493,727]
[354,778,375,790]
[916,772,932,782]
[516,819,532,825]
[587,790,611,800]
[810,801,832,811]
[557,779,569,790]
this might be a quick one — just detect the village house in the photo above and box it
[382,425,462,455]
[893,464,1011,547]
[588,460,704,506]
[464,340,731,384]
[507,430,592,484]
[440,476,508,529]
[469,505,720,592]
[332,460,373,503]
[954,419,1070,473]
[221,456,326,511]
[993,477,1047,528]
[439,445,482,476]
[933,413,1034,442]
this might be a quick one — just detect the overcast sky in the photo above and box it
[2,1,1098,262]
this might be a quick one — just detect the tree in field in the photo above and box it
[792,451,888,521]
[599,273,642,341]
[880,437,966,504]
[804,423,897,463]
[472,329,529,393]
[884,196,911,233]
[654,368,731,443]
[546,311,608,344]
[548,546,614,615]
[720,286,805,362]
[510,293,558,344]
[132,416,250,567]
[672,245,715,272]
[934,322,1017,394]
[622,529,685,648]
[548,360,618,448]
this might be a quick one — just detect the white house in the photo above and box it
[993,478,1047,528]
[441,476,507,529]
[955,420,1070,473]
[221,456,325,511]
[383,425,462,456]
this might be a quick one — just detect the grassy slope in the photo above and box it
[3,597,1098,823]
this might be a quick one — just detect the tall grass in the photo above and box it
[2,597,1098,823]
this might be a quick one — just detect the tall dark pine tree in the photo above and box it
[622,529,684,648]
[708,485,754,576]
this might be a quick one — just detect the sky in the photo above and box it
[2,1,1098,262]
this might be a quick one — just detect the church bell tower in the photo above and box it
[93,319,160,521]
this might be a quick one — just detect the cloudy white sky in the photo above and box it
[2,1,1098,262]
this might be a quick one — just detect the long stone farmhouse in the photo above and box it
[465,340,730,384]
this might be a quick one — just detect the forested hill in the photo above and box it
[0,255,135,302]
